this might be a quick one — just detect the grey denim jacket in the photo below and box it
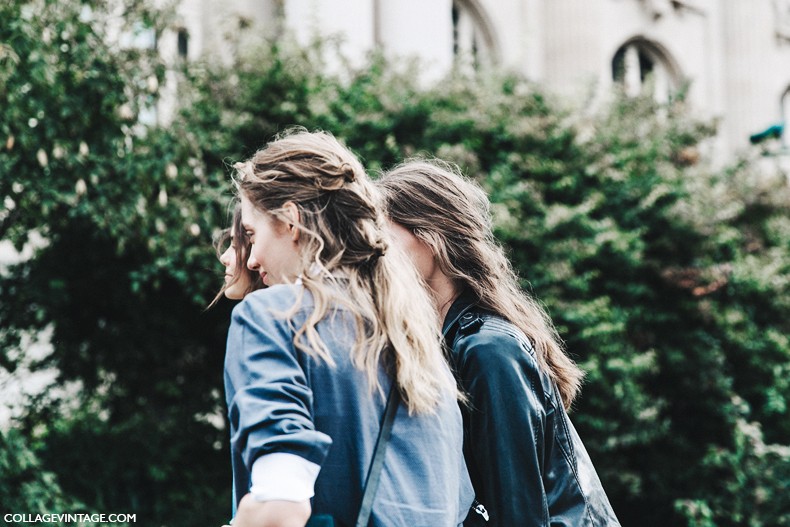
[225,284,474,526]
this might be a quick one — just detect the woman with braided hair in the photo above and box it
[223,131,473,527]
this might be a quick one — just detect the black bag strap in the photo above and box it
[355,382,400,527]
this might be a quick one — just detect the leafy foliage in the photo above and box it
[1,1,233,524]
[2,2,789,526]
[0,428,82,525]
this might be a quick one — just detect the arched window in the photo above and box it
[177,28,189,59]
[612,39,679,102]
[452,0,498,69]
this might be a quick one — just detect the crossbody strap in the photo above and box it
[355,382,400,527]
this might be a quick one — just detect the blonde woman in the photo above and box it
[224,132,473,527]
[379,160,620,527]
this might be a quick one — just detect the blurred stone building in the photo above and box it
[157,0,790,158]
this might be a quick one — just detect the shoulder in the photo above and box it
[228,285,315,352]
[451,309,555,412]
[232,284,311,322]
[453,309,536,366]
[451,309,554,392]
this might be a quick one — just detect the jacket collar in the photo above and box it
[441,288,478,338]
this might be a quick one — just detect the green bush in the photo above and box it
[1,1,232,524]
[0,428,82,525]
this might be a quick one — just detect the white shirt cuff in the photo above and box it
[249,452,321,502]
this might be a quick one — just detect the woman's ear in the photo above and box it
[283,202,301,242]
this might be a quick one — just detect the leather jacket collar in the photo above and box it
[442,289,479,339]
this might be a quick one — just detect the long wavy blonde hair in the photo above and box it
[379,159,584,409]
[233,130,455,414]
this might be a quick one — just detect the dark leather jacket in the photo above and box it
[444,291,621,527]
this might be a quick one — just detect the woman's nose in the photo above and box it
[219,247,232,266]
[247,252,259,271]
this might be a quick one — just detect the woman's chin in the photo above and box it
[224,287,244,301]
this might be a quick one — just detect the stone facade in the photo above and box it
[163,0,790,157]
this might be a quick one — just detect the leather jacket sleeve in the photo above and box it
[449,308,621,527]
[453,317,552,527]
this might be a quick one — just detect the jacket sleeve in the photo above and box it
[225,292,333,476]
[455,324,551,527]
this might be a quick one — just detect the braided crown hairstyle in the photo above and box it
[234,130,456,414]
